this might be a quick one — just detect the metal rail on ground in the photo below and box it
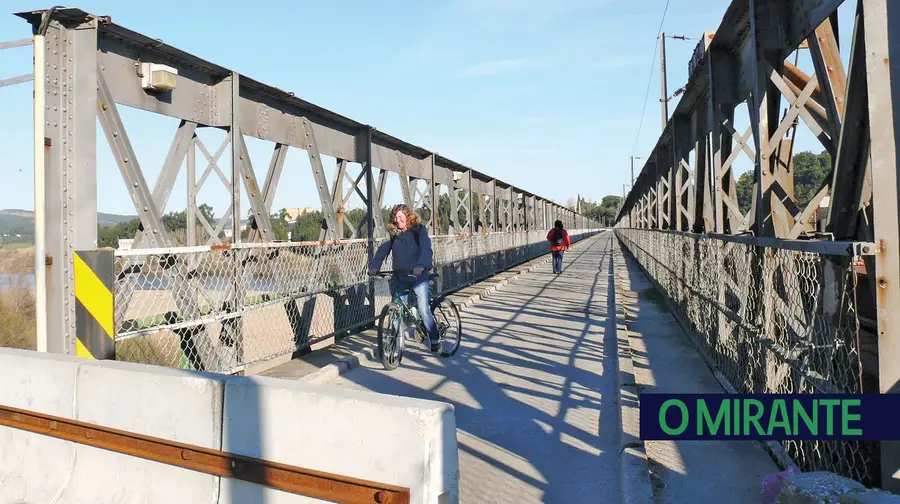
[0,404,410,504]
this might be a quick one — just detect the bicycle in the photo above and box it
[370,270,462,370]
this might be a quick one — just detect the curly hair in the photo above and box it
[386,203,422,236]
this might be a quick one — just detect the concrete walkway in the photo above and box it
[263,231,784,502]
[614,238,780,503]
[324,233,621,503]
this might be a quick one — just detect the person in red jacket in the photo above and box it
[547,220,571,274]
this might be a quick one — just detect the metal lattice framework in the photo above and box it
[615,0,899,492]
[3,8,598,368]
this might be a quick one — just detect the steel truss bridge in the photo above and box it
[2,0,899,496]
[0,8,598,373]
[615,0,899,493]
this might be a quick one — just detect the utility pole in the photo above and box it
[659,31,668,130]
[630,156,641,186]
[631,157,634,185]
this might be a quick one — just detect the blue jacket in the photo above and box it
[369,224,433,281]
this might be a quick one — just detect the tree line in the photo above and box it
[578,195,623,227]
[735,150,830,214]
[574,149,830,227]
[97,192,500,248]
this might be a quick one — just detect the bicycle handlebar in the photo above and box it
[369,268,432,280]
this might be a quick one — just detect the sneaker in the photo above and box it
[430,340,441,352]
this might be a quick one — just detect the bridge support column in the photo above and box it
[37,14,99,355]
[864,0,900,492]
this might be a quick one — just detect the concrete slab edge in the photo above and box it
[611,231,798,473]
[298,234,602,385]
[610,238,655,504]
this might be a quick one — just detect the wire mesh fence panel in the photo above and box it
[113,228,600,374]
[615,228,879,488]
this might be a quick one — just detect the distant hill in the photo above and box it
[2,209,137,227]
[2,209,137,244]
[1,209,249,244]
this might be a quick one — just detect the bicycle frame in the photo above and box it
[371,269,462,369]
[391,298,428,341]
[374,271,435,340]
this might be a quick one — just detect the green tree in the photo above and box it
[736,171,754,215]
[270,209,290,241]
[292,211,326,242]
[735,150,830,215]
[581,194,622,225]
[600,195,622,209]
[98,218,141,248]
[97,204,218,248]
[793,150,831,206]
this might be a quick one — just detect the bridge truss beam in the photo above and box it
[15,7,596,363]
[616,0,900,491]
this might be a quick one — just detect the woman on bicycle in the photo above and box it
[367,204,441,352]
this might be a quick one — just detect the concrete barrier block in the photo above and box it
[56,360,227,504]
[776,471,900,504]
[0,348,81,504]
[220,376,459,504]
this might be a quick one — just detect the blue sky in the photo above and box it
[0,0,857,218]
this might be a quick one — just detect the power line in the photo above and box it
[631,0,672,156]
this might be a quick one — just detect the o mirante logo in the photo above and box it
[640,394,898,441]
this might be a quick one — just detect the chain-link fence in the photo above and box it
[112,229,599,374]
[615,228,879,488]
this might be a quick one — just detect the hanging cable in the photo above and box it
[631,0,672,155]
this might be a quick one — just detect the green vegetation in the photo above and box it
[736,150,831,214]
[98,204,222,247]
[0,289,35,350]
[580,195,623,227]
[1,209,138,246]
[0,252,36,350]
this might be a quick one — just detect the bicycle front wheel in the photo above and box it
[377,303,404,370]
[433,298,462,357]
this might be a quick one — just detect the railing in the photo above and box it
[615,228,879,487]
[0,404,410,504]
[112,229,600,374]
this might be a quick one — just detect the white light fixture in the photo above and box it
[141,62,178,92]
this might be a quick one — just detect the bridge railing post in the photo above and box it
[863,0,900,492]
[73,249,115,360]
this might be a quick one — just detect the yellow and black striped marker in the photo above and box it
[74,250,115,360]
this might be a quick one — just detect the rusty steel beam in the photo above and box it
[782,60,823,103]
[781,61,832,130]
[0,405,410,504]
[782,75,830,126]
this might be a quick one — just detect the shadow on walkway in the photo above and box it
[331,233,622,502]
